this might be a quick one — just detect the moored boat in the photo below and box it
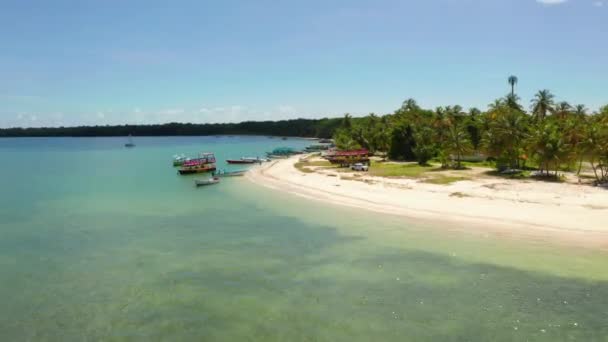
[226,158,257,164]
[213,169,247,177]
[195,177,220,186]
[178,153,217,175]
[265,147,301,159]
[124,134,135,148]
[226,157,268,164]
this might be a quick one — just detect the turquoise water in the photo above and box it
[1,136,607,341]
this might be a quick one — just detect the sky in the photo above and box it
[0,0,606,128]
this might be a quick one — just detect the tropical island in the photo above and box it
[247,77,608,248]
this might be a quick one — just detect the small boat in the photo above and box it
[226,158,257,164]
[213,169,247,177]
[265,147,300,158]
[178,153,217,175]
[125,135,135,148]
[195,177,220,187]
[226,157,268,164]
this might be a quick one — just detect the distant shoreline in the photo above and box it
[0,118,342,138]
[247,155,608,250]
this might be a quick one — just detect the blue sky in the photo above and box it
[0,0,606,127]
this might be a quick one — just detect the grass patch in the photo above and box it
[294,160,334,173]
[368,162,436,178]
[461,160,496,168]
[294,162,315,173]
[424,176,470,185]
[484,170,531,180]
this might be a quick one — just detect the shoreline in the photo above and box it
[247,156,608,250]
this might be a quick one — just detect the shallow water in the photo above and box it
[1,137,607,341]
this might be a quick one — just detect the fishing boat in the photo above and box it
[195,177,220,186]
[226,157,268,164]
[178,153,217,175]
[213,169,247,177]
[265,147,300,159]
[305,144,331,152]
[172,154,190,167]
[124,135,135,148]
[226,158,257,164]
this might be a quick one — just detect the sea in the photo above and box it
[0,136,607,341]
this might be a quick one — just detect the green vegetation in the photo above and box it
[333,77,608,184]
[368,162,435,178]
[0,118,343,138]
[295,160,335,173]
[424,176,471,185]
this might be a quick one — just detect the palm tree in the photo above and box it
[574,104,587,116]
[401,98,419,112]
[553,101,572,120]
[488,98,505,112]
[505,93,523,111]
[445,122,473,169]
[527,122,571,176]
[508,75,518,96]
[531,89,555,121]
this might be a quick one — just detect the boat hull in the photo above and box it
[226,160,256,164]
[195,177,220,186]
[178,166,217,175]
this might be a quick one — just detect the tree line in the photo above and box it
[0,118,342,139]
[333,78,608,184]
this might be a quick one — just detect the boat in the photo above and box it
[178,153,217,175]
[172,154,190,167]
[226,158,257,164]
[213,169,247,177]
[265,147,301,158]
[124,135,135,148]
[226,157,268,164]
[305,144,331,152]
[195,177,220,186]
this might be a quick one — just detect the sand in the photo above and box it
[247,156,608,250]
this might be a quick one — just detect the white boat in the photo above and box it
[195,177,220,187]
[242,157,270,163]
[125,135,135,148]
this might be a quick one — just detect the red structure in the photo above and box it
[325,149,370,166]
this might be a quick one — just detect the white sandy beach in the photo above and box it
[247,156,608,249]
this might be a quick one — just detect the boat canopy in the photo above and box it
[269,147,297,155]
[330,149,369,156]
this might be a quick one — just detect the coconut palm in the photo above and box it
[574,104,587,116]
[482,107,529,169]
[527,122,571,176]
[488,98,505,112]
[508,75,518,96]
[444,122,473,169]
[531,89,555,121]
[553,101,572,120]
[505,93,523,111]
[401,98,420,112]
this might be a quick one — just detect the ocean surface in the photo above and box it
[0,136,607,341]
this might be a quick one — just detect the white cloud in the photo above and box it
[536,0,568,5]
[593,1,604,6]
